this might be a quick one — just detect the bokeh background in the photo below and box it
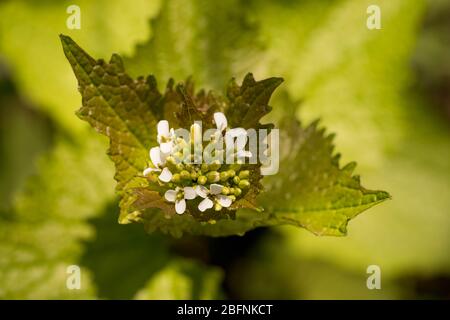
[0,0,449,299]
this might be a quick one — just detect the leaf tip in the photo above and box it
[59,34,74,51]
[378,190,392,201]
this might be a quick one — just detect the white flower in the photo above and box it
[195,183,232,212]
[158,167,173,182]
[150,146,164,167]
[144,115,242,214]
[164,187,197,214]
[142,167,155,177]
[157,120,175,154]
[213,112,228,132]
[142,146,168,176]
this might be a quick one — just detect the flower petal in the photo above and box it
[158,167,172,182]
[195,185,209,198]
[160,141,173,154]
[164,189,177,202]
[216,195,232,207]
[143,167,160,176]
[157,120,170,138]
[198,198,214,212]
[150,147,163,167]
[184,187,197,200]
[175,199,186,214]
[210,184,223,195]
[214,112,227,131]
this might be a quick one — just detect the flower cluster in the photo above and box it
[142,112,252,215]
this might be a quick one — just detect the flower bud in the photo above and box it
[180,170,191,180]
[233,176,240,184]
[176,163,184,171]
[173,151,183,160]
[238,179,250,189]
[229,163,241,171]
[238,170,250,179]
[201,163,209,172]
[165,157,178,171]
[222,187,230,195]
[220,171,229,182]
[166,156,176,165]
[197,175,207,185]
[209,160,221,171]
[207,171,220,183]
[171,173,181,183]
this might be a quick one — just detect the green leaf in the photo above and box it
[62,35,273,224]
[226,73,283,130]
[260,112,390,236]
[124,0,262,90]
[130,112,390,237]
[62,34,388,237]
[0,0,162,134]
[250,0,450,276]
[0,78,53,211]
[134,258,223,300]
[0,131,186,299]
[135,118,389,237]
[60,34,158,195]
[0,134,115,299]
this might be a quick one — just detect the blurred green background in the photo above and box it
[0,0,449,299]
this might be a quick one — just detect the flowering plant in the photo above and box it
[61,35,389,237]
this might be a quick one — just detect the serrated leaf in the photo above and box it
[62,35,275,223]
[226,73,283,129]
[135,119,389,238]
[259,115,390,236]
[251,0,450,276]
[61,35,158,191]
[62,34,388,237]
[131,188,176,214]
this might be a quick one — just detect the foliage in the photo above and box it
[0,0,447,299]
[61,34,388,237]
